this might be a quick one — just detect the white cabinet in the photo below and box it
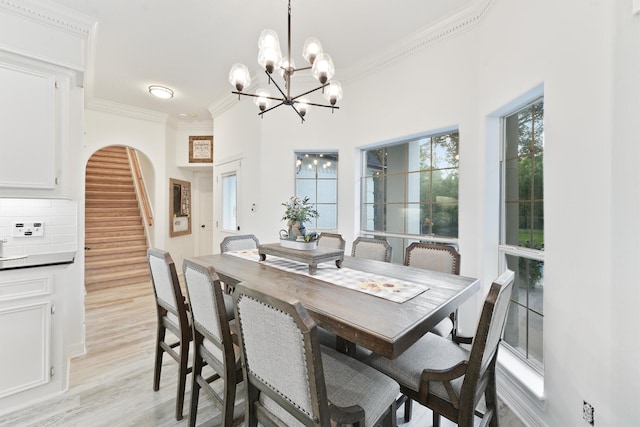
[0,62,57,191]
[0,267,64,409]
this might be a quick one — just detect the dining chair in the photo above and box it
[352,236,393,262]
[365,270,515,427]
[147,248,192,421]
[183,258,244,427]
[220,234,260,253]
[316,232,346,251]
[404,242,462,338]
[219,234,260,295]
[233,283,400,427]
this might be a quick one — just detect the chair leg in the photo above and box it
[189,349,203,427]
[433,411,441,427]
[175,341,189,420]
[485,371,499,427]
[153,322,166,392]
[403,398,412,422]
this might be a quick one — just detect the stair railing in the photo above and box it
[127,148,153,227]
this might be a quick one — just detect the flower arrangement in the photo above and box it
[281,195,319,225]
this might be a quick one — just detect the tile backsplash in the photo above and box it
[0,198,78,256]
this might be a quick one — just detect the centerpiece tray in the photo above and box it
[279,239,317,251]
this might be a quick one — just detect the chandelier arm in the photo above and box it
[289,103,306,123]
[295,100,340,109]
[265,70,289,100]
[291,65,312,73]
[289,83,330,101]
[232,91,285,102]
[258,101,286,116]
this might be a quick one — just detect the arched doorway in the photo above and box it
[84,145,154,290]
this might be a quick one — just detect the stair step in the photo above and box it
[86,207,141,216]
[85,183,136,192]
[85,245,148,259]
[85,199,139,208]
[85,256,148,270]
[85,191,137,200]
[85,234,147,247]
[85,175,134,184]
[86,225,144,237]
[86,159,132,171]
[85,268,151,289]
[85,216,142,226]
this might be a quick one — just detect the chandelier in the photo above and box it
[228,0,343,123]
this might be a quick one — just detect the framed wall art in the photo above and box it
[189,135,213,163]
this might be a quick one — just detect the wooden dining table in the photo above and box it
[194,251,480,359]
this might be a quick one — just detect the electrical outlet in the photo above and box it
[583,401,594,425]
[12,221,45,237]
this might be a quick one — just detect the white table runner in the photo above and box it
[227,249,428,303]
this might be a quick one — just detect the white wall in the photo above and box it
[214,0,640,425]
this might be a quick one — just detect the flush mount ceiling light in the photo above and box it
[148,85,174,99]
[228,0,342,123]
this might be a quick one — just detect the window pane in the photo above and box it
[317,180,336,204]
[385,203,406,233]
[432,202,458,237]
[221,174,236,231]
[528,310,544,368]
[296,179,316,201]
[384,173,405,204]
[316,204,336,229]
[432,134,459,170]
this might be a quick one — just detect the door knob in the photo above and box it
[201,224,205,228]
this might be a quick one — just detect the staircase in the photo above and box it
[85,146,150,290]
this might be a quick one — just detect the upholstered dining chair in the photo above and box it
[316,232,346,251]
[404,242,462,338]
[233,283,400,427]
[147,248,192,421]
[220,234,260,253]
[182,258,244,427]
[352,237,393,262]
[365,270,515,427]
[219,234,260,295]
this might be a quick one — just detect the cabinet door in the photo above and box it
[0,63,56,189]
[0,301,51,398]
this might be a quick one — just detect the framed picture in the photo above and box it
[189,135,213,163]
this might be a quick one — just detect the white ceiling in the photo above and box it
[51,0,474,122]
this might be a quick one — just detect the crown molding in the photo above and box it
[342,0,497,82]
[87,98,169,124]
[175,119,213,132]
[0,0,94,36]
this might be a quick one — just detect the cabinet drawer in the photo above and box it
[0,275,51,301]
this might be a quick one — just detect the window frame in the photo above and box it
[294,151,339,231]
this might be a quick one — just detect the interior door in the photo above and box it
[196,172,214,255]
[215,159,242,239]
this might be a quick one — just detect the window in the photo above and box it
[500,99,544,372]
[295,152,338,229]
[221,173,237,231]
[361,131,459,238]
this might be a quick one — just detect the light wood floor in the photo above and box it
[1,280,525,427]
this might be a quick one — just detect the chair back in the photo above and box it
[147,248,188,328]
[182,258,234,370]
[317,232,346,251]
[351,237,392,262]
[462,270,515,397]
[404,242,460,274]
[220,234,260,253]
[234,284,329,426]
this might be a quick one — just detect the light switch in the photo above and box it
[12,221,45,237]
